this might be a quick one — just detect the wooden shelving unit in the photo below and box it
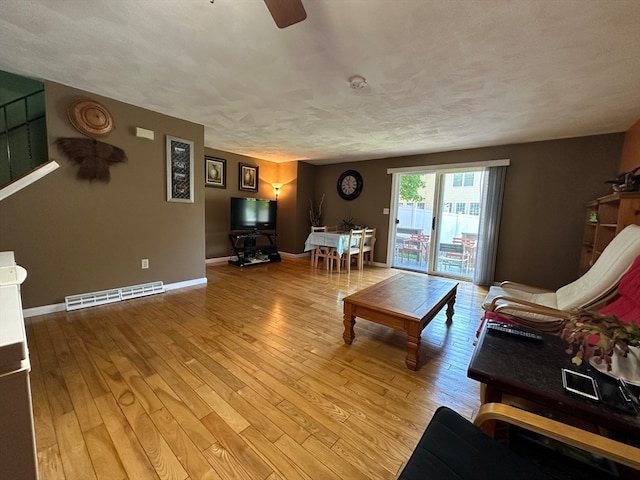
[579,192,640,275]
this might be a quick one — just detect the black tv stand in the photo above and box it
[228,231,281,267]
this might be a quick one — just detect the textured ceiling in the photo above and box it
[1,0,639,165]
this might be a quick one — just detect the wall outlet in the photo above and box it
[383,208,390,214]
[141,259,149,269]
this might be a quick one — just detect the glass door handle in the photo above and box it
[432,216,436,230]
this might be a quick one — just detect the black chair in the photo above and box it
[397,403,640,480]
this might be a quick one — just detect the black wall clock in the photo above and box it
[337,170,363,200]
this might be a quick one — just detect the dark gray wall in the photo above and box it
[308,134,623,289]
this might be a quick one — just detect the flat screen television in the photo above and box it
[230,197,277,231]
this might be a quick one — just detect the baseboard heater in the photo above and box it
[65,281,165,311]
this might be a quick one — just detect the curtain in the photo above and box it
[473,166,507,286]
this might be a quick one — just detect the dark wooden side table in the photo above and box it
[467,322,640,441]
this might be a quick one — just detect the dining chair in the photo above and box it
[400,234,430,264]
[309,225,326,266]
[341,228,364,273]
[439,243,470,273]
[310,225,341,270]
[360,227,376,268]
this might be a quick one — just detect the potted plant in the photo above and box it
[340,217,355,231]
[560,311,640,382]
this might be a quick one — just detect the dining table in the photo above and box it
[304,231,360,257]
[304,231,364,272]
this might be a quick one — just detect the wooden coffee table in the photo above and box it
[342,273,458,370]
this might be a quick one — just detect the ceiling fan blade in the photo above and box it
[263,0,307,29]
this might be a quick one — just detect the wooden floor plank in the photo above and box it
[240,426,311,480]
[83,423,128,480]
[200,410,273,479]
[149,408,223,480]
[29,258,488,480]
[54,412,97,480]
[93,394,160,480]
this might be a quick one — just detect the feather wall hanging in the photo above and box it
[55,137,127,182]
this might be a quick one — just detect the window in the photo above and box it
[443,202,453,213]
[417,202,425,210]
[464,172,474,187]
[453,172,475,187]
[469,202,480,215]
[455,202,466,214]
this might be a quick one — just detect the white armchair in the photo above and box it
[482,224,640,331]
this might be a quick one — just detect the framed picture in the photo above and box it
[166,135,194,203]
[239,163,259,192]
[205,156,226,188]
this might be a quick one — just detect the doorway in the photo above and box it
[391,169,483,281]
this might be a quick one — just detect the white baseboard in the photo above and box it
[164,277,207,291]
[23,276,208,318]
[206,252,308,262]
[279,251,308,258]
[24,303,66,318]
[206,256,231,264]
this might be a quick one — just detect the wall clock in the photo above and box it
[337,170,363,200]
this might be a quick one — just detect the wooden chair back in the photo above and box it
[310,225,341,270]
[342,229,364,273]
[361,228,377,266]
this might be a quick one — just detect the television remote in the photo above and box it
[486,322,543,342]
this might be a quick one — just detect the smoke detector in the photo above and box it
[349,75,368,90]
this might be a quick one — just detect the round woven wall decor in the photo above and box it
[67,99,114,137]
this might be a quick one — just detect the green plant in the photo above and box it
[560,311,640,371]
[340,217,355,231]
[399,174,426,203]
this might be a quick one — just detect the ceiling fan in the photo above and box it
[263,0,307,28]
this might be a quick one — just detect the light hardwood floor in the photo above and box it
[27,257,488,480]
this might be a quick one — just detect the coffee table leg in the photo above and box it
[343,304,356,345]
[445,288,457,325]
[406,334,420,370]
[405,323,421,370]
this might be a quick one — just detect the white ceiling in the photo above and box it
[1,0,639,165]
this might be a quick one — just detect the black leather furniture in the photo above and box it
[398,406,551,480]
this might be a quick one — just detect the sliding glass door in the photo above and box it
[391,169,484,281]
[392,172,436,272]
[431,171,483,279]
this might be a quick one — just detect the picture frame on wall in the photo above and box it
[239,163,259,192]
[166,135,194,203]
[205,156,226,189]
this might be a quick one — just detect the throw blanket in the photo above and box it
[598,254,640,326]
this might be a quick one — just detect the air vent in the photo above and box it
[120,281,164,300]
[65,281,165,311]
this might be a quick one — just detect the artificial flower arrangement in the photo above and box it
[560,311,640,372]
